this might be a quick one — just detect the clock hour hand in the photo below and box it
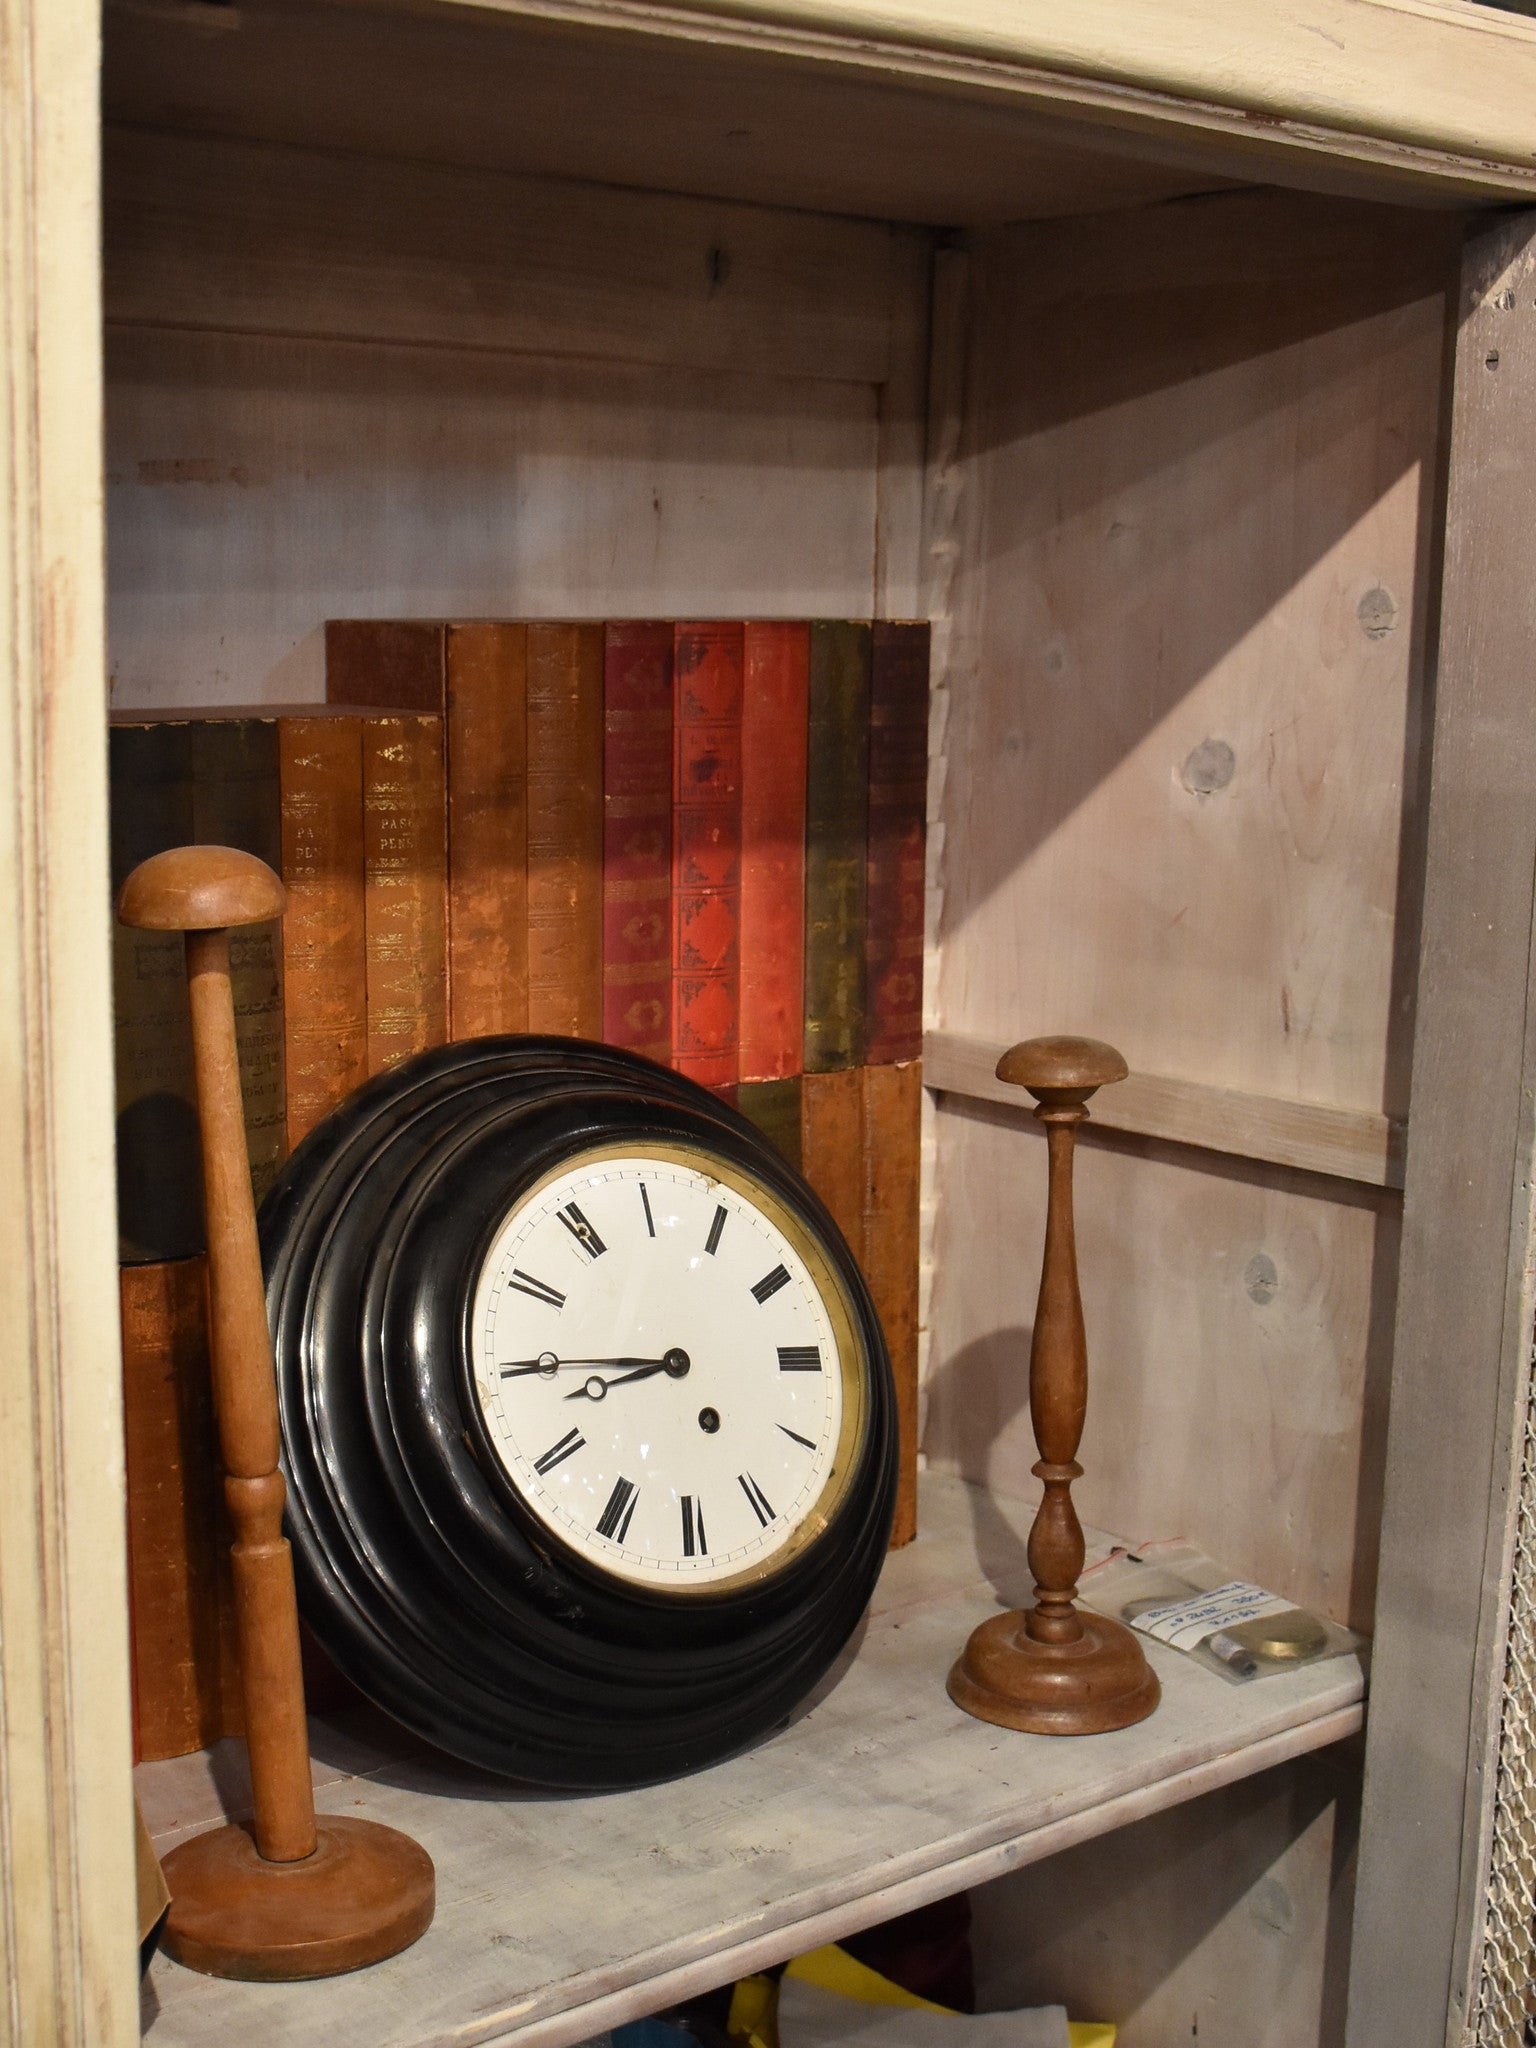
[564,1347,692,1400]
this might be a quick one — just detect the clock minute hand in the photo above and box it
[499,1354,668,1380]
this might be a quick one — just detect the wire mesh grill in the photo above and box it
[1473,1337,1536,2046]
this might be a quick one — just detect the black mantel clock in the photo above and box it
[261,1037,898,1791]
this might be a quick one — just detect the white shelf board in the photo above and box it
[138,1473,1364,2048]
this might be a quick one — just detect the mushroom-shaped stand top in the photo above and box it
[117,844,286,932]
[995,1034,1128,1104]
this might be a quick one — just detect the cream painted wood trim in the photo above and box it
[925,1028,1404,1189]
[431,0,1536,198]
[0,0,138,2040]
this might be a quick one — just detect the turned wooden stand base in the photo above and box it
[160,1818,436,1982]
[947,1035,1160,1738]
[949,1606,1159,1736]
[119,845,435,1978]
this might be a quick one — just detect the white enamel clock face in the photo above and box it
[469,1144,863,1592]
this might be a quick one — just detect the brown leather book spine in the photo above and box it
[799,1066,865,1258]
[325,618,446,712]
[736,1075,804,1174]
[673,622,744,1088]
[445,621,529,1038]
[862,1060,922,1547]
[603,621,674,1060]
[120,1258,241,1760]
[278,715,367,1148]
[527,622,605,1037]
[804,621,871,1073]
[110,723,201,1262]
[866,622,930,1067]
[364,713,448,1075]
[740,621,809,1082]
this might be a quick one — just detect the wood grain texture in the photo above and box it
[925,1028,1404,1188]
[936,191,1453,1119]
[363,715,448,1076]
[1349,210,1536,2048]
[278,716,367,1147]
[925,1098,1395,1636]
[101,0,1536,217]
[862,1062,922,1548]
[106,324,883,712]
[137,1473,1365,2048]
[104,126,895,385]
[0,0,139,2032]
[120,1258,241,1761]
[526,623,604,1039]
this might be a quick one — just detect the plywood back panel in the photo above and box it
[926,1101,1393,1630]
[925,191,1452,1632]
[104,128,920,710]
[936,191,1455,1116]
[106,328,884,707]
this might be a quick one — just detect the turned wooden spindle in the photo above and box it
[947,1036,1159,1736]
[118,845,435,1979]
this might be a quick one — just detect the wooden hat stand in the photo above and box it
[118,845,435,1980]
[947,1036,1160,1737]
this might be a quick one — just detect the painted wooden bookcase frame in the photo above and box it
[5,0,1536,2042]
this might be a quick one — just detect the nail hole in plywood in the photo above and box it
[1356,586,1399,640]
[1245,1254,1279,1307]
[1180,738,1235,798]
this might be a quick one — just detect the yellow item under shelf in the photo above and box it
[726,1944,1115,2048]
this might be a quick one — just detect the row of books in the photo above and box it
[111,616,929,1265]
[120,1061,921,1761]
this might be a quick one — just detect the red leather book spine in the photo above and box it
[603,622,673,1059]
[527,622,604,1038]
[865,622,930,1066]
[672,622,743,1089]
[278,714,367,1148]
[739,621,809,1082]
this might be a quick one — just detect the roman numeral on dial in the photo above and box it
[533,1427,585,1476]
[640,1184,655,1238]
[777,1344,821,1372]
[738,1472,774,1527]
[557,1202,607,1260]
[705,1205,727,1256]
[751,1264,790,1304]
[597,1476,639,1543]
[508,1268,566,1308]
[681,1495,708,1557]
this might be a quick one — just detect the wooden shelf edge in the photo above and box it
[446,0,1536,200]
[140,1476,1367,2047]
[501,1701,1364,2048]
[924,1028,1406,1190]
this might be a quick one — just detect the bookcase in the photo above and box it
[7,2,1536,2044]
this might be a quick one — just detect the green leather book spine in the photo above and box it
[803,620,870,1072]
[111,722,200,1262]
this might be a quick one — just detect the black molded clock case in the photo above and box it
[260,1036,898,1790]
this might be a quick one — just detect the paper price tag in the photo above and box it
[1129,1580,1291,1653]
